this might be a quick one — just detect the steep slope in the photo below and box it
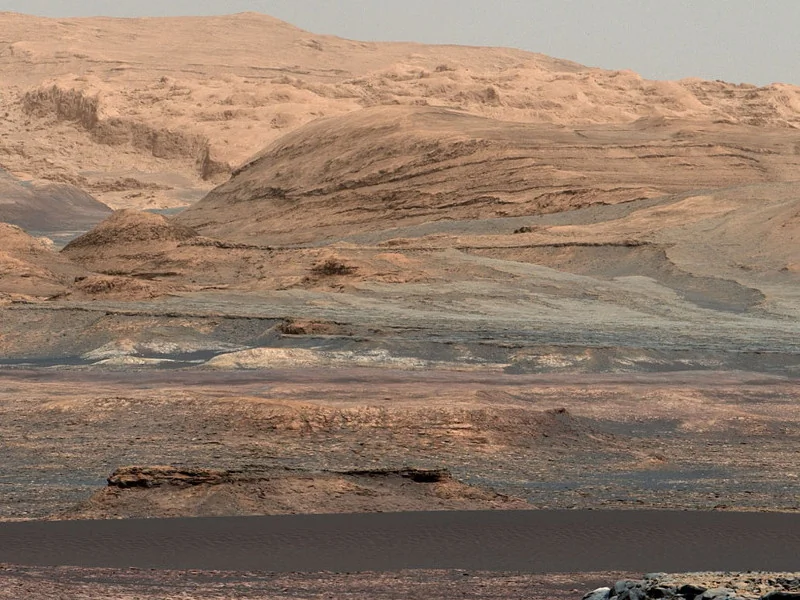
[0,168,111,232]
[1,12,798,209]
[177,105,800,244]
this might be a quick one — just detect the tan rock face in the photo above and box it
[0,223,85,299]
[63,209,198,250]
[106,466,231,488]
[60,209,198,278]
[1,12,798,210]
[66,466,525,520]
[68,274,169,301]
[177,105,800,245]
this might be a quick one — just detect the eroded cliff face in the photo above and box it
[22,85,101,130]
[22,84,219,177]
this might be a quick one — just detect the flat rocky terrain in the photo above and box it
[1,568,796,600]
[0,566,624,600]
[0,369,796,521]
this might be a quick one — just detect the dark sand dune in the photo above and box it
[1,511,798,573]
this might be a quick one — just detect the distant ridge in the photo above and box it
[0,11,797,211]
[0,170,111,233]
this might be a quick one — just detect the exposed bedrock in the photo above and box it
[176,105,800,245]
[586,574,800,600]
[22,84,228,180]
[62,465,525,519]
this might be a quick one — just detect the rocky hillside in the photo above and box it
[177,105,800,244]
[64,466,525,519]
[0,223,85,299]
[1,12,799,209]
[0,11,798,375]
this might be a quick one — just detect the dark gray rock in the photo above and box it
[615,581,641,595]
[620,589,647,600]
[648,585,678,598]
[699,589,737,600]
[775,578,800,591]
[678,584,708,598]
[590,574,800,600]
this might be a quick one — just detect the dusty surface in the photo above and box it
[0,566,623,600]
[2,12,799,212]
[0,167,110,234]
[0,369,796,521]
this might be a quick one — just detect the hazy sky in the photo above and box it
[4,0,799,86]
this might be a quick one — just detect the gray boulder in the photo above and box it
[678,584,708,598]
[583,587,612,600]
[699,589,738,600]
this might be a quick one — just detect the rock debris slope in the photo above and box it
[585,573,800,600]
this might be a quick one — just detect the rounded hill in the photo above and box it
[177,105,800,245]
